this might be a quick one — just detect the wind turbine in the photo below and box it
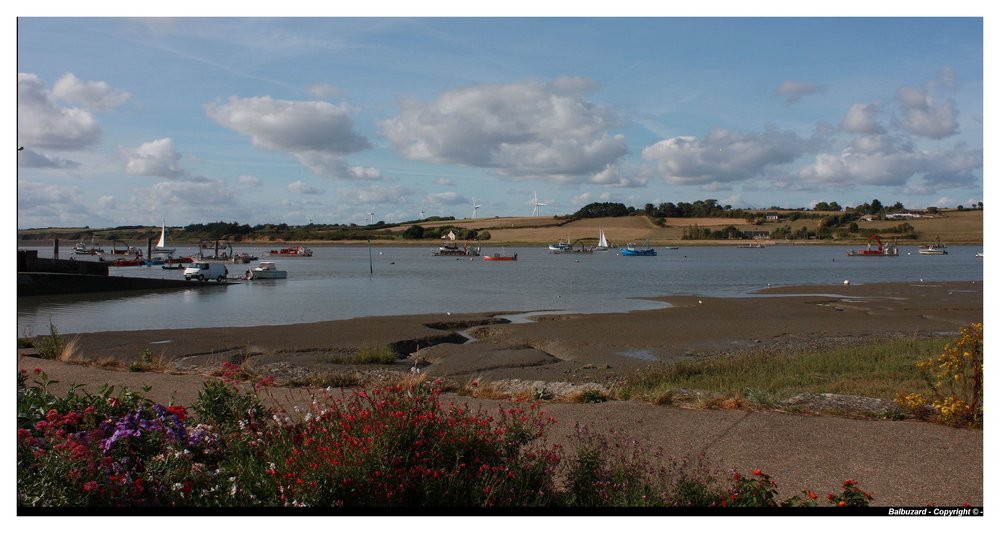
[419,209,425,220]
[472,198,481,219]
[368,208,375,225]
[532,191,548,217]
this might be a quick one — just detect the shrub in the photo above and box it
[895,323,983,427]
[18,368,878,509]
[33,321,63,360]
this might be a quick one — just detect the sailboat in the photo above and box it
[153,222,176,255]
[595,228,609,251]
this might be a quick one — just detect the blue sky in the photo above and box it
[15,13,985,228]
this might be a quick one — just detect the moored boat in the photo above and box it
[483,248,517,261]
[846,234,899,256]
[918,237,948,255]
[73,237,104,255]
[268,246,313,257]
[245,261,288,280]
[109,256,144,267]
[620,239,657,256]
[153,222,176,255]
[595,228,609,252]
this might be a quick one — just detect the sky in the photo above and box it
[13,9,987,229]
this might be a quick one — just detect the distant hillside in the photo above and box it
[16,209,982,246]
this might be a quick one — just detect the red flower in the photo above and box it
[166,405,188,421]
[34,368,42,375]
[83,481,99,492]
[838,501,846,507]
[751,469,763,477]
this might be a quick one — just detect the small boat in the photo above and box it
[918,237,948,255]
[153,222,176,255]
[548,240,573,253]
[230,252,259,264]
[434,242,480,256]
[977,252,983,258]
[620,239,657,256]
[73,237,104,255]
[595,228,609,252]
[164,255,194,265]
[109,256,144,267]
[663,246,679,250]
[245,261,288,280]
[845,234,899,256]
[196,240,233,261]
[433,232,480,256]
[268,246,312,257]
[108,240,142,256]
[483,248,517,261]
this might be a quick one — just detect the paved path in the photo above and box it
[19,356,983,507]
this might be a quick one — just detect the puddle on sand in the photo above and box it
[618,349,658,361]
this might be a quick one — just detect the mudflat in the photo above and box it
[53,280,982,384]
[18,281,984,506]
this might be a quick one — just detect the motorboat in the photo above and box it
[846,234,899,256]
[268,246,312,257]
[483,248,517,261]
[245,261,288,280]
[620,239,657,256]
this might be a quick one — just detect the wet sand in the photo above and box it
[50,281,983,384]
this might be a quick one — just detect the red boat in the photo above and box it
[269,246,313,257]
[845,234,899,256]
[109,256,144,267]
[164,256,194,264]
[483,249,517,261]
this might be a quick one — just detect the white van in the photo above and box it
[183,262,228,282]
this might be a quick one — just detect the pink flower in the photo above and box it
[83,481,99,492]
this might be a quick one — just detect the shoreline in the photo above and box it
[17,279,985,508]
[29,281,982,385]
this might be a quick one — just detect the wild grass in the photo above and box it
[324,344,399,365]
[617,336,948,403]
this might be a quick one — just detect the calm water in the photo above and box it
[17,243,983,335]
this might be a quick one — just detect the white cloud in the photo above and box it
[205,95,375,181]
[571,192,593,205]
[641,126,814,185]
[433,177,454,186]
[338,185,409,205]
[895,86,958,139]
[839,103,884,135]
[775,80,823,104]
[348,166,383,180]
[98,196,115,209]
[798,142,981,190]
[17,148,79,169]
[288,180,325,195]
[51,72,130,110]
[17,73,101,150]
[206,95,370,154]
[17,181,106,227]
[424,191,467,205]
[308,83,345,99]
[237,175,262,187]
[125,138,189,179]
[588,163,648,188]
[380,78,627,182]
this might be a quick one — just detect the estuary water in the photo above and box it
[17,243,983,335]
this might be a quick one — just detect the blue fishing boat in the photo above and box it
[620,239,657,256]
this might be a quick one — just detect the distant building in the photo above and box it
[742,230,771,240]
[765,212,780,222]
[885,212,922,220]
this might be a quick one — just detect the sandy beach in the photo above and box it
[17,281,984,506]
